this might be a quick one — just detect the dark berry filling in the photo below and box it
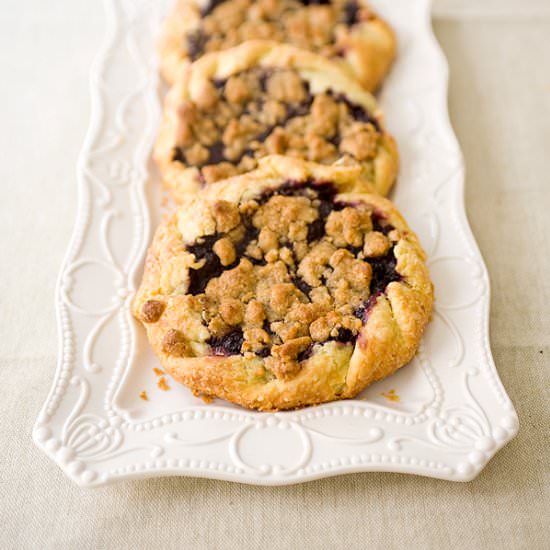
[257,179,338,204]
[186,235,225,295]
[187,29,208,62]
[298,0,331,5]
[256,346,271,358]
[172,147,185,164]
[200,0,227,17]
[330,91,380,130]
[334,327,355,343]
[297,344,314,362]
[372,213,392,235]
[369,248,400,295]
[292,275,312,296]
[186,224,263,295]
[306,218,326,243]
[262,318,275,336]
[342,0,361,26]
[353,249,401,322]
[353,293,378,322]
[207,328,244,356]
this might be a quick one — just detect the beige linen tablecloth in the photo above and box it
[1,1,548,548]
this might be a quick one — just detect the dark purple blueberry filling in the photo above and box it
[235,223,259,256]
[187,257,221,296]
[369,248,400,296]
[342,0,360,26]
[186,234,220,260]
[186,236,226,295]
[317,89,379,130]
[172,147,185,164]
[187,29,208,61]
[292,275,312,296]
[172,141,227,167]
[212,78,226,90]
[186,224,265,294]
[297,344,314,362]
[207,328,244,355]
[256,347,271,358]
[354,293,379,321]
[258,179,338,204]
[187,234,231,295]
[298,0,331,4]
[205,141,226,165]
[258,70,272,92]
[353,248,401,322]
[200,0,227,17]
[306,196,335,242]
[318,199,335,218]
[372,213,392,235]
[346,245,363,256]
[262,319,274,336]
[306,218,325,243]
[334,327,355,343]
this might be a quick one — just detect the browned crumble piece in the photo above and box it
[339,126,378,160]
[141,300,166,323]
[213,237,236,266]
[219,298,244,325]
[212,200,241,232]
[157,377,170,391]
[224,74,253,103]
[162,329,190,357]
[201,163,239,184]
[195,80,219,110]
[363,231,391,257]
[184,142,209,165]
[267,336,312,378]
[266,70,306,103]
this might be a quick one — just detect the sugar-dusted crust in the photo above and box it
[133,163,433,411]
[154,40,398,203]
[158,0,396,92]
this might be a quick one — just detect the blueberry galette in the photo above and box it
[133,160,432,410]
[154,41,398,202]
[158,0,396,91]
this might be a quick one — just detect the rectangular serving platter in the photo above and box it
[33,0,519,487]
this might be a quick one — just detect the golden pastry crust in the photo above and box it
[154,41,398,202]
[133,162,433,411]
[158,0,396,92]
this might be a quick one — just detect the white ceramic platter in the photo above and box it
[33,0,519,487]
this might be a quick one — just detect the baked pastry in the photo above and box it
[133,160,433,411]
[154,41,398,203]
[158,0,396,91]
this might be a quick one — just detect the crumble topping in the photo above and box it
[185,0,370,62]
[145,182,403,379]
[141,299,166,323]
[172,68,381,184]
